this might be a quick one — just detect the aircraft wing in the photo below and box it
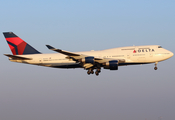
[46,45,80,56]
[46,45,125,69]
[4,54,32,60]
[46,45,102,60]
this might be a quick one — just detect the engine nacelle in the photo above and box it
[79,57,94,64]
[103,60,118,70]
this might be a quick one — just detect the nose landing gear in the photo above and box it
[154,62,158,70]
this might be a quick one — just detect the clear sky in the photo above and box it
[0,0,175,120]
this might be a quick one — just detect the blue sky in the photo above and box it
[0,0,175,120]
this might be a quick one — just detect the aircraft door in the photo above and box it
[127,54,130,59]
[39,58,43,65]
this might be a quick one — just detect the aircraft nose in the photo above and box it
[170,51,174,57]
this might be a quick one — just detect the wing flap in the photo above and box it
[83,63,94,69]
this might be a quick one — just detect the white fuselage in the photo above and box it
[9,45,174,69]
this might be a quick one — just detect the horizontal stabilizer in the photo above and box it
[4,54,32,60]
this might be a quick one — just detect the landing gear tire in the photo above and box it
[87,71,91,75]
[97,68,101,73]
[87,69,94,75]
[95,68,101,76]
[154,67,158,70]
[95,71,99,76]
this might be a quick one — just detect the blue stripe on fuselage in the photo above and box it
[51,62,150,69]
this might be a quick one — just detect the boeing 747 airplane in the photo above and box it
[3,32,174,76]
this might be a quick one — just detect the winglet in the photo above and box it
[46,45,55,50]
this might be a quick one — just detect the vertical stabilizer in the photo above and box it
[3,32,41,55]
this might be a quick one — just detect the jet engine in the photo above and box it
[78,57,94,64]
[103,60,118,70]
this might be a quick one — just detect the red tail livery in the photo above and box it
[3,32,41,55]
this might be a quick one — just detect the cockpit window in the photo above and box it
[158,46,162,48]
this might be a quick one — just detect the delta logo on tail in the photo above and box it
[3,32,41,55]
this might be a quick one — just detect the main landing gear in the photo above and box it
[154,62,158,70]
[87,68,101,76]
[95,68,101,76]
[87,68,94,75]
